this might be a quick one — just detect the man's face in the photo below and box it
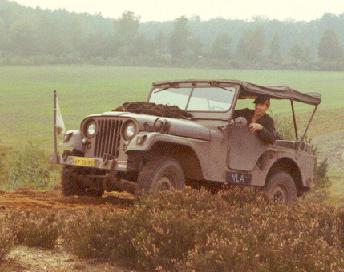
[254,102,269,116]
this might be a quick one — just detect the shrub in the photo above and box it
[0,145,11,187]
[0,215,15,262]
[314,157,330,188]
[7,210,59,249]
[63,188,344,271]
[8,142,55,189]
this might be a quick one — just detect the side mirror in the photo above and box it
[234,117,247,127]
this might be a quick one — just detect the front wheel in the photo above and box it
[136,156,185,195]
[61,166,104,197]
[264,172,297,203]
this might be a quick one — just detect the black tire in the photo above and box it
[136,156,185,195]
[264,172,297,203]
[61,166,104,197]
[61,166,83,196]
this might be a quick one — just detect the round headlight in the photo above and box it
[87,122,96,137]
[123,121,137,140]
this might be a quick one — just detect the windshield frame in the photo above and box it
[148,84,239,114]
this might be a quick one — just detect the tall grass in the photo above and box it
[4,142,58,190]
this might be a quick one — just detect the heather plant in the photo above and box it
[62,188,344,271]
[6,210,59,249]
[0,217,15,262]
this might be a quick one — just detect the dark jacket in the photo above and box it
[234,108,276,144]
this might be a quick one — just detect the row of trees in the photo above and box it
[0,0,344,69]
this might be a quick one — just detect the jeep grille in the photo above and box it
[94,118,124,158]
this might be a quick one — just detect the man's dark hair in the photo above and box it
[254,95,270,106]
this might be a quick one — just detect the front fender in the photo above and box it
[127,132,209,178]
[62,130,83,152]
[127,132,208,152]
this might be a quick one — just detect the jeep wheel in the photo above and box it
[61,166,83,196]
[61,166,104,197]
[264,172,297,203]
[136,156,185,195]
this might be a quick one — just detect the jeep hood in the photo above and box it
[87,111,210,141]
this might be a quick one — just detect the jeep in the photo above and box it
[53,80,321,202]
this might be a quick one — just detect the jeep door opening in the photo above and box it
[53,80,321,203]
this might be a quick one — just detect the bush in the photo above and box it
[16,211,58,249]
[5,210,59,249]
[63,188,344,271]
[0,145,11,187]
[0,215,15,262]
[8,142,55,189]
[315,157,330,188]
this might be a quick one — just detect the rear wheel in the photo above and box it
[264,172,297,203]
[136,156,185,195]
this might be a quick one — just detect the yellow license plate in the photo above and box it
[72,157,97,167]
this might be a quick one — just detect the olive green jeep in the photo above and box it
[53,80,321,203]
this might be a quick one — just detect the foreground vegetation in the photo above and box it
[1,189,344,271]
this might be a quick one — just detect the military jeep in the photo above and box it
[53,80,321,202]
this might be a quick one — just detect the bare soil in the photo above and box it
[0,189,135,211]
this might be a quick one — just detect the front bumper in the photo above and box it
[55,155,128,171]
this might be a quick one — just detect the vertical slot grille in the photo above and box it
[94,118,124,158]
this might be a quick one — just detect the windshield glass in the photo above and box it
[149,86,236,112]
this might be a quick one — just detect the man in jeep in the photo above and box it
[234,95,276,144]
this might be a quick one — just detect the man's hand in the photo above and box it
[249,122,263,133]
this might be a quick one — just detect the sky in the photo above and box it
[12,0,344,22]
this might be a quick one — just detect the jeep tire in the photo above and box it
[136,156,185,195]
[61,166,104,197]
[264,172,297,203]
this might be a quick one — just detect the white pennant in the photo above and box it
[56,95,66,135]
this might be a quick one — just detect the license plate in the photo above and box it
[72,157,96,167]
[226,171,252,185]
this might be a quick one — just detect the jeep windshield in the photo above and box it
[149,86,236,112]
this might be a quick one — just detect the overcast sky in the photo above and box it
[12,0,344,22]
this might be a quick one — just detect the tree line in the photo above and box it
[0,0,344,70]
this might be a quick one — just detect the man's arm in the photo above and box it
[257,117,276,144]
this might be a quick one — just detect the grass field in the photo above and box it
[0,65,343,197]
[0,65,344,147]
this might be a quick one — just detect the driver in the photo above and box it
[234,95,276,144]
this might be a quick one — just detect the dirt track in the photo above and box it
[0,189,135,211]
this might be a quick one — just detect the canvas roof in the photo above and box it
[152,80,321,106]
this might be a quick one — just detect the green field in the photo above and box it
[1,66,344,147]
[0,66,343,197]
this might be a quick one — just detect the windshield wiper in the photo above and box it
[152,86,170,94]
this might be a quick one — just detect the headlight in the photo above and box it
[86,121,96,137]
[123,121,138,141]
